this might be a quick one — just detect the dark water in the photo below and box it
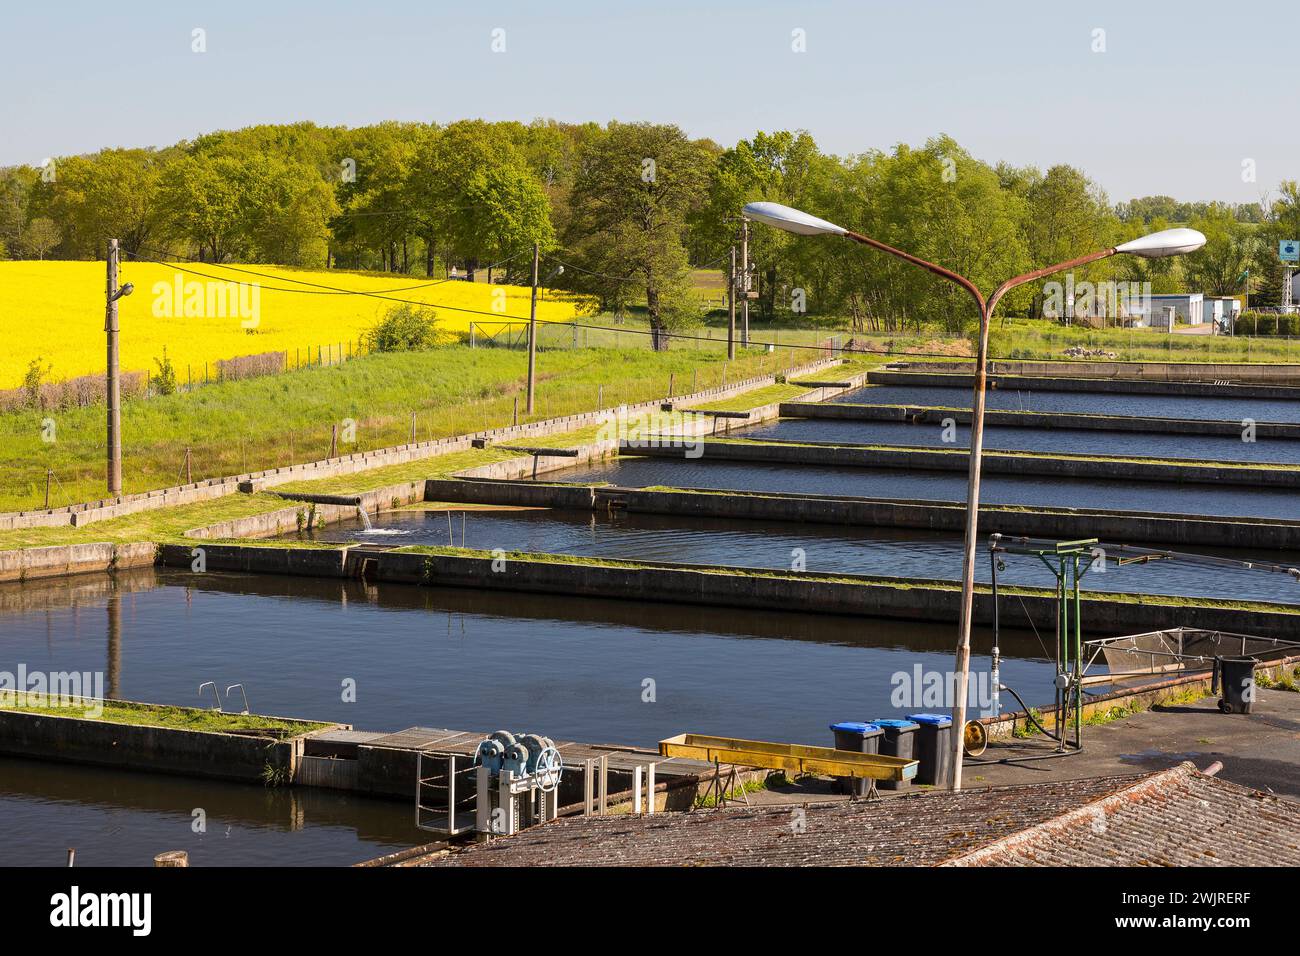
[300,509,1300,605]
[0,755,425,867]
[558,457,1300,521]
[833,384,1300,424]
[0,568,1051,863]
[745,417,1300,465]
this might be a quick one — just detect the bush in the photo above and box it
[153,347,179,395]
[1235,311,1300,336]
[22,358,47,408]
[362,304,446,353]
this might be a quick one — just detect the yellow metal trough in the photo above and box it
[659,733,918,783]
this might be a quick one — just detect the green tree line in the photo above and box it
[3,119,1298,338]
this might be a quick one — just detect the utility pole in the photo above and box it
[105,238,123,497]
[727,245,737,360]
[527,241,539,415]
[740,218,751,347]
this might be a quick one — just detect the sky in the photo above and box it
[3,0,1293,204]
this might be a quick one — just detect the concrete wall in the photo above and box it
[779,401,1300,440]
[627,438,1300,488]
[0,355,847,533]
[375,549,1300,639]
[869,369,1300,399]
[158,542,350,577]
[0,541,156,583]
[420,479,1300,550]
[895,359,1300,385]
[0,704,332,782]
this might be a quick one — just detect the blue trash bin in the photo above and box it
[829,721,883,796]
[870,719,919,790]
[905,713,953,786]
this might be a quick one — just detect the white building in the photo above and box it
[1203,296,1241,331]
[1130,293,1204,328]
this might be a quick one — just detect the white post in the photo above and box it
[647,762,656,815]
[633,765,643,814]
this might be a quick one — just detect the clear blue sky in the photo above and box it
[3,0,1290,203]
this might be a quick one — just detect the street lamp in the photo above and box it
[743,201,1204,790]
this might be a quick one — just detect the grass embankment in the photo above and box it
[0,693,329,737]
[1,343,797,512]
[989,319,1300,364]
[0,358,823,550]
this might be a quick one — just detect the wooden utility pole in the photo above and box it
[740,218,751,347]
[727,245,737,360]
[105,239,123,497]
[526,241,540,414]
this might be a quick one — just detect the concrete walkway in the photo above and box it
[745,690,1300,807]
[968,689,1300,800]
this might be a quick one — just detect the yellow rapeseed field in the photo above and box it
[0,260,585,389]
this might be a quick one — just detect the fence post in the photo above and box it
[411,411,417,444]
[330,424,338,459]
[184,447,191,484]
[513,396,519,426]
[669,372,675,397]
[44,469,51,509]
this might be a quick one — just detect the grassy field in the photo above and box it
[0,342,804,512]
[990,318,1300,364]
[0,260,587,389]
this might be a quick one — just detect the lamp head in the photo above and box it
[743,201,846,237]
[1115,228,1206,259]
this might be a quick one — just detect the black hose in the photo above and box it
[1000,683,1060,741]
[964,683,1084,766]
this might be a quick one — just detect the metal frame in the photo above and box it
[989,534,1098,752]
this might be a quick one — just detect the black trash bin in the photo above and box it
[829,721,883,796]
[1213,657,1259,714]
[905,713,953,786]
[870,719,919,791]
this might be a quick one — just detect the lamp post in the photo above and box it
[743,201,1205,790]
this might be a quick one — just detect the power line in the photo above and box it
[132,244,527,296]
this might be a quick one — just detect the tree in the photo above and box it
[696,130,820,320]
[22,217,61,259]
[39,148,168,257]
[564,122,713,348]
[1184,206,1256,296]
[405,121,553,281]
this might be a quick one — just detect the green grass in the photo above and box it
[990,318,1300,365]
[1,342,792,512]
[0,693,330,737]
[687,383,810,413]
[0,491,291,549]
[0,360,833,548]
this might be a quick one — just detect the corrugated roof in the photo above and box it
[430,764,1300,867]
[947,764,1300,867]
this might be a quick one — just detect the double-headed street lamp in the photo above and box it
[743,200,1205,790]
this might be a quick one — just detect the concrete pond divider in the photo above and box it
[624,437,1300,488]
[892,358,1300,385]
[366,548,1300,639]
[0,698,343,783]
[0,541,156,584]
[779,401,1300,440]
[418,478,1300,550]
[867,368,1300,399]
